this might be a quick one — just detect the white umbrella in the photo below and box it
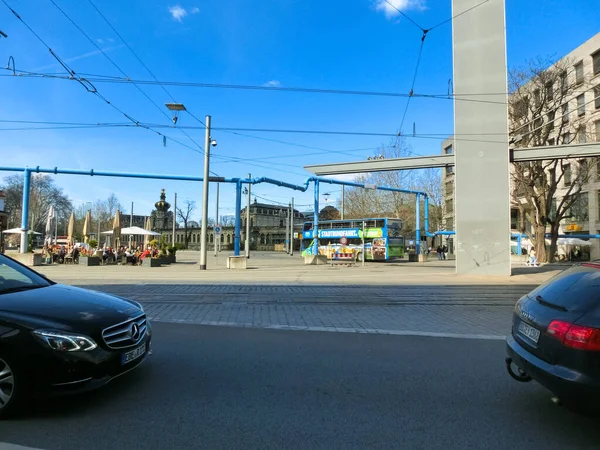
[557,237,592,246]
[67,212,75,245]
[45,205,55,243]
[82,210,91,243]
[120,226,161,236]
[2,228,42,235]
[112,210,121,248]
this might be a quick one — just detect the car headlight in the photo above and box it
[33,330,98,352]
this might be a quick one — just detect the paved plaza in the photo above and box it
[29,251,565,340]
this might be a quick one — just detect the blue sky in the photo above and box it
[0,0,598,222]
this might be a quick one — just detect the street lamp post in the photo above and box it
[245,173,251,258]
[199,115,212,270]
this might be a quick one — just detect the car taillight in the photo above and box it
[547,320,600,351]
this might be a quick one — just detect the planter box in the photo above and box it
[166,254,177,263]
[142,258,162,267]
[418,254,428,263]
[303,255,328,265]
[11,253,42,267]
[408,254,419,262]
[79,256,101,266]
[227,255,247,269]
[158,256,170,265]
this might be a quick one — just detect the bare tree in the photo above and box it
[176,200,196,248]
[509,57,593,262]
[1,174,72,233]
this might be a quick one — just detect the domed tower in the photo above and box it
[150,189,174,230]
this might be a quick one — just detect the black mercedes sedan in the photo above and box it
[506,262,600,412]
[0,253,151,419]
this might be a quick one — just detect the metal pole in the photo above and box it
[172,192,177,248]
[129,201,133,247]
[341,186,345,220]
[214,184,219,257]
[313,180,319,255]
[245,173,251,258]
[285,202,290,254]
[234,180,242,256]
[362,220,365,267]
[96,218,99,248]
[20,169,31,253]
[290,197,294,256]
[55,209,58,245]
[199,115,211,270]
[416,194,421,256]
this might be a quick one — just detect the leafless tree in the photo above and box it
[176,200,196,248]
[1,174,72,233]
[509,57,593,262]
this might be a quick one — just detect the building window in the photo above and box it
[564,164,572,186]
[548,138,555,146]
[445,199,454,214]
[445,181,454,196]
[533,89,541,107]
[220,234,224,243]
[562,103,569,123]
[595,86,600,110]
[444,145,453,155]
[560,71,568,94]
[546,81,554,101]
[577,94,585,116]
[568,192,588,221]
[445,218,453,231]
[577,126,587,144]
[593,50,600,76]
[547,110,555,130]
[446,166,454,175]
[596,121,600,142]
[562,132,571,145]
[575,61,584,85]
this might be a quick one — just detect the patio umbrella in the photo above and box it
[67,212,75,244]
[144,217,152,248]
[112,210,121,249]
[82,210,91,244]
[45,205,55,244]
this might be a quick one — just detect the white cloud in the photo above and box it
[169,5,188,22]
[168,5,199,22]
[375,0,426,19]
[263,80,281,88]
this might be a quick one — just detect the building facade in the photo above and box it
[143,191,305,251]
[442,32,600,259]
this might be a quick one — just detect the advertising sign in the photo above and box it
[302,228,383,239]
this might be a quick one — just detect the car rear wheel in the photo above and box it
[0,354,21,419]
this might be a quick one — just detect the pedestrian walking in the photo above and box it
[436,245,443,260]
[442,245,448,260]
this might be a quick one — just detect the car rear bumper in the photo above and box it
[506,335,600,400]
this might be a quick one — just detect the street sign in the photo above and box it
[340,236,348,245]
[214,226,222,234]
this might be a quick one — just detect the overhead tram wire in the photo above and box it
[0,67,508,106]
[48,0,205,153]
[427,0,491,32]
[383,0,426,32]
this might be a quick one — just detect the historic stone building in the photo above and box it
[144,190,306,251]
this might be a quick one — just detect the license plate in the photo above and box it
[518,321,540,344]
[121,344,146,365]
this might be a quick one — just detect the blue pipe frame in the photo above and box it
[0,166,432,257]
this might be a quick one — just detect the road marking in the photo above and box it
[149,318,507,341]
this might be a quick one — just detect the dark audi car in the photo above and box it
[0,253,151,418]
[506,262,600,410]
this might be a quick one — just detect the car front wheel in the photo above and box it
[0,354,21,419]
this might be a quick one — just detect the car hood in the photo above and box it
[0,284,142,332]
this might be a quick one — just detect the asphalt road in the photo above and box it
[1,323,599,450]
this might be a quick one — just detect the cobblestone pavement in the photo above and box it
[80,283,534,339]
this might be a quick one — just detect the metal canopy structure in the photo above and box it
[304,143,600,176]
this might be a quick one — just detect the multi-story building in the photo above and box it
[442,32,600,259]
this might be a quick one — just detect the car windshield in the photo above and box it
[0,255,52,295]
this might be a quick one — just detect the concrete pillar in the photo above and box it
[453,0,511,275]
